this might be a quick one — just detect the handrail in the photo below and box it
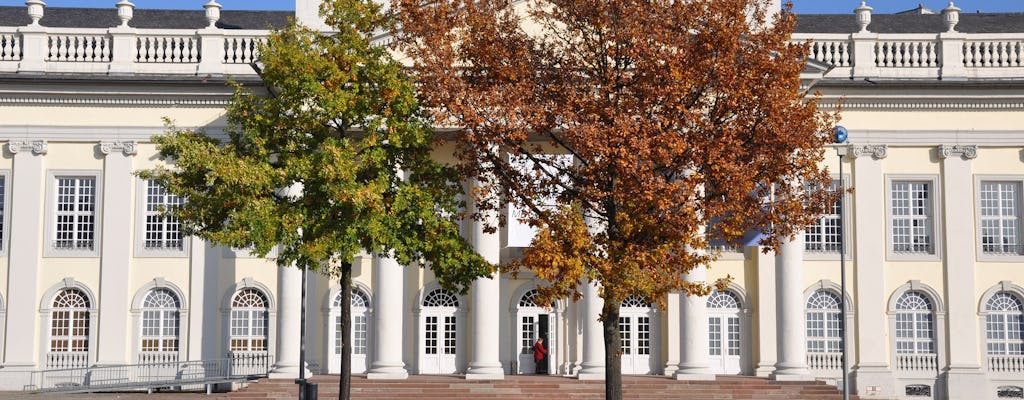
[25,353,273,393]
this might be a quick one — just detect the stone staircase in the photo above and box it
[230,374,861,400]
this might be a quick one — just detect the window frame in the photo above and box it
[804,174,853,261]
[885,175,942,261]
[45,170,103,258]
[975,175,1024,262]
[134,178,189,257]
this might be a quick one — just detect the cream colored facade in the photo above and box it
[0,1,1023,400]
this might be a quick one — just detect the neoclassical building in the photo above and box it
[0,1,1022,399]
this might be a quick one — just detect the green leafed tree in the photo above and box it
[140,1,493,398]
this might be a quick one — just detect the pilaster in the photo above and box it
[4,140,47,368]
[96,140,137,365]
[849,144,897,398]
[367,253,409,379]
[937,144,985,399]
[186,237,208,360]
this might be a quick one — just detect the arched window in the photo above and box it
[51,288,90,353]
[423,289,459,308]
[621,294,651,308]
[985,291,1024,355]
[333,289,371,356]
[806,290,843,353]
[519,289,541,308]
[141,289,181,353]
[230,289,269,351]
[895,291,935,354]
[707,290,740,309]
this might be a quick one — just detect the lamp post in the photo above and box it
[834,126,849,400]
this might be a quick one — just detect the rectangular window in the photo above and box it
[806,180,842,253]
[144,180,184,250]
[980,181,1022,255]
[54,177,96,251]
[521,316,535,354]
[708,317,722,356]
[891,180,934,255]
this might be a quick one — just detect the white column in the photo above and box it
[4,140,47,369]
[675,264,714,380]
[96,141,137,365]
[770,235,812,381]
[754,248,778,377]
[849,144,896,397]
[466,197,504,379]
[662,292,679,376]
[269,265,307,378]
[576,279,605,380]
[367,253,409,379]
[938,145,985,399]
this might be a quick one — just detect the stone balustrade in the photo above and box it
[988,354,1024,374]
[894,353,939,373]
[794,32,1024,80]
[0,25,267,76]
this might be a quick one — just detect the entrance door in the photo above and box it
[420,288,460,374]
[707,290,743,375]
[620,295,654,375]
[328,289,371,374]
[516,289,553,375]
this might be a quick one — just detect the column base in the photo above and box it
[674,371,716,381]
[268,362,311,379]
[576,363,606,380]
[770,372,815,382]
[466,363,505,380]
[675,363,715,381]
[367,371,410,380]
[367,363,410,380]
[755,363,776,378]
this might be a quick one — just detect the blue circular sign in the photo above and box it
[834,126,848,144]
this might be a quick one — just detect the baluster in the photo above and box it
[970,42,981,67]
[998,41,1008,66]
[874,42,883,66]
[983,42,993,66]
[1,35,10,60]
[928,43,938,66]
[243,38,253,64]
[141,37,152,62]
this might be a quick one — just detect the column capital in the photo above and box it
[99,140,138,156]
[850,144,887,160]
[938,144,977,160]
[7,139,48,155]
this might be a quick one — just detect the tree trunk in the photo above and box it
[602,299,623,400]
[338,262,353,400]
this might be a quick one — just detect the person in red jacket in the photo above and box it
[533,337,547,374]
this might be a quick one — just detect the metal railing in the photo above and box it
[26,353,273,393]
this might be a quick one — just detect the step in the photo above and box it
[229,375,860,400]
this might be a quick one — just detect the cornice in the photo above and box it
[938,144,978,160]
[6,139,48,155]
[817,98,1024,111]
[0,96,231,106]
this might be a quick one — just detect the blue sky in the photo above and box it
[0,0,1021,13]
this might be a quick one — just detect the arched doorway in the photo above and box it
[419,288,461,374]
[619,294,656,375]
[328,287,372,374]
[515,289,555,374]
[707,289,744,375]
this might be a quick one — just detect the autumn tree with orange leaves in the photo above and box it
[395,0,837,398]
